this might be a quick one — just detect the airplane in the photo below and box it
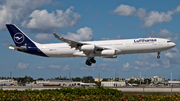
[5,24,176,66]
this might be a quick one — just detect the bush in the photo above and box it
[0,88,180,100]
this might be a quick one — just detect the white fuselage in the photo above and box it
[35,38,176,58]
[6,24,176,66]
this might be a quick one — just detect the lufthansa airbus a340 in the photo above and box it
[5,24,176,66]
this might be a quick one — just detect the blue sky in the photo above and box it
[0,0,180,80]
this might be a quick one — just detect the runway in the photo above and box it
[1,86,180,92]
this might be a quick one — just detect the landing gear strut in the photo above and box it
[85,57,96,66]
[157,52,160,59]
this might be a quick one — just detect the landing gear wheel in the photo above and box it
[90,58,96,63]
[157,52,160,59]
[85,57,96,66]
[85,60,92,66]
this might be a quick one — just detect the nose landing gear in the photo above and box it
[157,52,160,59]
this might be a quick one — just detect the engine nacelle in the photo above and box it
[100,50,115,56]
[79,45,95,51]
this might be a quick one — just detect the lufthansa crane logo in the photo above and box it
[14,33,25,44]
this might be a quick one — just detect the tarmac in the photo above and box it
[116,87,180,92]
[1,86,180,92]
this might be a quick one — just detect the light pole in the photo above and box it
[140,72,141,85]
[171,73,172,95]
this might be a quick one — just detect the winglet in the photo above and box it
[53,33,60,39]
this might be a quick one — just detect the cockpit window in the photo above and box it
[167,41,172,43]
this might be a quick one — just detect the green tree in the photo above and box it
[144,79,151,84]
[72,77,82,81]
[83,76,94,83]
[37,78,44,80]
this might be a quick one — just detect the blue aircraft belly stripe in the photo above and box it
[25,46,48,57]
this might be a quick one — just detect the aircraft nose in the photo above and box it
[172,42,176,47]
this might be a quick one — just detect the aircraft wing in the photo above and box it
[53,33,106,50]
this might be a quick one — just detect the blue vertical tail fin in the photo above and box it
[125,81,130,86]
[5,24,47,57]
[6,24,36,47]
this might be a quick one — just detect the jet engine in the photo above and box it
[79,45,95,51]
[100,50,115,55]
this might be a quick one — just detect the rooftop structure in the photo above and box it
[131,76,165,84]
[0,79,17,86]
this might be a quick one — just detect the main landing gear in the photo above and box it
[157,52,160,59]
[85,58,96,66]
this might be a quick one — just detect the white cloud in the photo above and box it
[164,48,180,64]
[35,33,53,41]
[101,67,116,72]
[103,58,119,62]
[111,4,180,27]
[37,66,45,69]
[147,29,178,42]
[62,27,94,41]
[49,65,61,69]
[133,61,154,71]
[0,0,51,30]
[111,4,136,16]
[115,35,121,39]
[136,8,146,18]
[137,53,156,60]
[21,6,81,31]
[128,48,180,70]
[92,63,109,68]
[78,61,96,71]
[134,61,149,67]
[122,48,180,71]
[161,61,171,68]
[91,63,116,72]
[101,35,122,40]
[108,23,113,27]
[48,65,71,71]
[176,5,180,12]
[62,65,71,71]
[79,67,95,71]
[121,63,131,71]
[142,11,174,27]
[0,0,81,32]
[16,62,29,69]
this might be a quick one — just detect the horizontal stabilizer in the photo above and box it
[4,44,26,51]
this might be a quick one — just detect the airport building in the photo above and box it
[94,78,103,82]
[101,81,126,87]
[36,80,81,86]
[168,81,180,86]
[0,79,18,86]
[94,78,131,82]
[131,76,165,84]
